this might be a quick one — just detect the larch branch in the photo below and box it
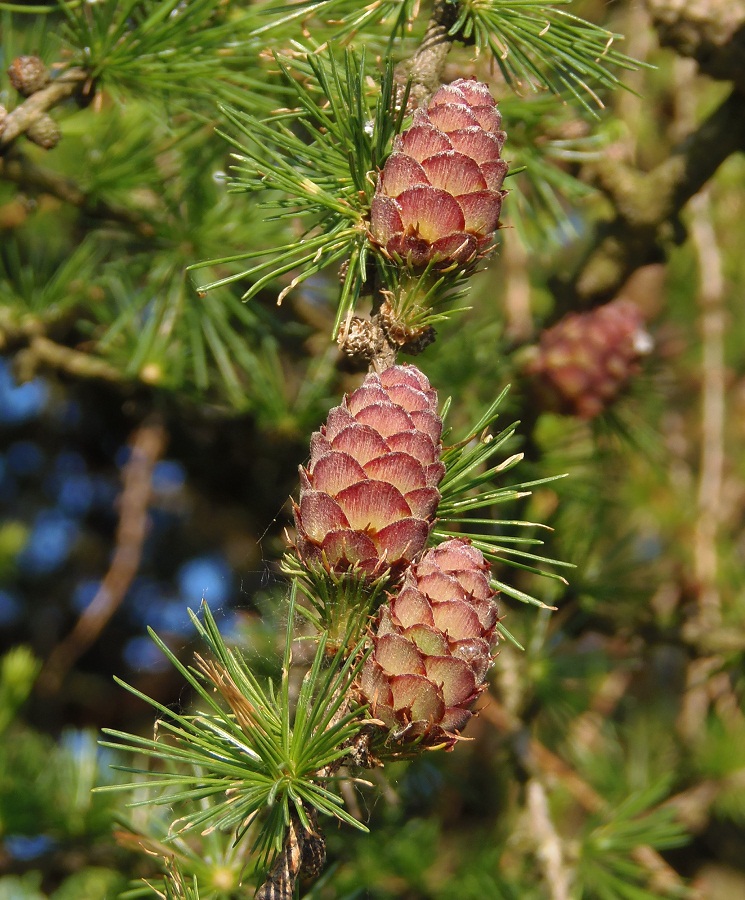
[0,67,88,150]
[551,88,745,310]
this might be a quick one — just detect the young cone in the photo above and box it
[525,299,652,419]
[371,78,508,269]
[360,538,499,749]
[293,365,445,581]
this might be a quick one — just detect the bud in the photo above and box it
[378,300,436,355]
[360,539,499,749]
[370,78,508,269]
[525,299,652,419]
[293,365,445,580]
[8,56,50,96]
[26,114,61,150]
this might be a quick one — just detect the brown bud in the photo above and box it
[8,56,50,96]
[379,301,436,355]
[26,114,61,150]
[337,317,378,365]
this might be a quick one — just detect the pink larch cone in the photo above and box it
[293,365,445,580]
[370,78,508,269]
[525,299,652,420]
[360,539,499,749]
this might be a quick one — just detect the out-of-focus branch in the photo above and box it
[551,88,745,310]
[525,779,572,900]
[0,151,156,237]
[482,700,696,897]
[39,417,167,695]
[689,189,725,635]
[22,335,124,383]
[0,67,88,149]
[647,0,745,93]
[0,314,125,384]
[502,228,533,342]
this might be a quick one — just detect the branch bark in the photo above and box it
[551,87,745,310]
[526,779,573,900]
[690,189,726,634]
[395,0,461,107]
[647,0,745,93]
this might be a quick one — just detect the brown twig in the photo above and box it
[395,0,461,107]
[567,668,635,756]
[39,416,167,694]
[0,67,88,149]
[254,809,325,900]
[19,335,126,384]
[664,60,737,743]
[0,310,130,385]
[502,227,533,342]
[551,2,745,310]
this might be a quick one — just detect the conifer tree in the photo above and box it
[2,2,745,899]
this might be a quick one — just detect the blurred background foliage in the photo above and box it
[1,0,745,898]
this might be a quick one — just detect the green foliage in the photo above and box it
[0,869,126,900]
[0,727,116,839]
[693,714,745,826]
[57,0,268,107]
[435,386,572,630]
[0,234,101,319]
[578,784,690,900]
[116,804,253,899]
[0,874,46,900]
[252,0,643,111]
[452,0,642,111]
[156,861,202,900]
[191,48,407,336]
[0,646,39,734]
[251,0,420,44]
[100,601,369,872]
[282,558,391,645]
[50,868,128,900]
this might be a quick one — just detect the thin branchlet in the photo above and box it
[395,0,461,107]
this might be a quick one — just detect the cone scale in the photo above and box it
[371,78,508,269]
[360,539,500,749]
[293,365,445,581]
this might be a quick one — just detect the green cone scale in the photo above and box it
[360,539,499,748]
[293,365,445,580]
